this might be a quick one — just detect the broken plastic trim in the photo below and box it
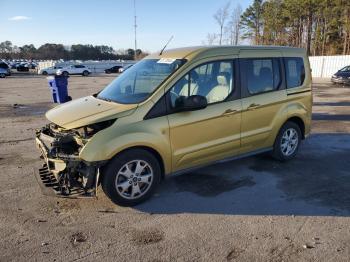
[35,123,109,198]
[74,119,116,139]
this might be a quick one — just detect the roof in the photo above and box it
[147,45,306,61]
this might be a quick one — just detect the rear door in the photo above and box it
[75,65,85,74]
[71,65,79,74]
[239,50,287,154]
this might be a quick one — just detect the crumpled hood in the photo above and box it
[46,96,137,129]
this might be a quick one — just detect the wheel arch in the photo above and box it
[285,116,306,139]
[102,145,166,180]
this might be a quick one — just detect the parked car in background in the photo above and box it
[105,65,123,74]
[56,65,91,76]
[16,63,30,72]
[38,66,63,75]
[28,62,38,69]
[0,68,8,78]
[119,64,133,73]
[331,66,350,85]
[0,62,11,76]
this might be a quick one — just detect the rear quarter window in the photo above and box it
[285,57,305,88]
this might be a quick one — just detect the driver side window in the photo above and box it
[169,60,233,108]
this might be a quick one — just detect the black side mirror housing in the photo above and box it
[175,95,207,112]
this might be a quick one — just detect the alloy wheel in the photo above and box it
[280,128,299,156]
[115,160,154,199]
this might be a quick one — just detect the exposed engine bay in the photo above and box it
[34,122,112,197]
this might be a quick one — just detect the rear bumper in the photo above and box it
[331,77,350,84]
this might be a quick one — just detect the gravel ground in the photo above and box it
[0,75,349,262]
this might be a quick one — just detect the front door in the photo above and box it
[167,60,242,172]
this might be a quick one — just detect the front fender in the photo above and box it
[79,118,172,174]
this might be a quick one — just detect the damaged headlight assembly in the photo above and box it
[34,119,116,197]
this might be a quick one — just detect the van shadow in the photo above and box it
[136,133,350,216]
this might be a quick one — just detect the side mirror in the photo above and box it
[175,95,207,112]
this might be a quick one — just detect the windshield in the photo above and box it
[339,66,350,72]
[98,58,186,104]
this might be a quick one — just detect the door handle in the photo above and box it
[247,103,260,110]
[222,109,237,116]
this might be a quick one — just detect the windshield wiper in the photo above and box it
[97,96,114,103]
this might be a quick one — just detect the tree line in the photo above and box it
[0,41,146,60]
[207,0,350,56]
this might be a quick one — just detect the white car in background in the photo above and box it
[56,65,91,76]
[38,66,63,75]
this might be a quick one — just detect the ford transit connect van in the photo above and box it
[35,46,312,206]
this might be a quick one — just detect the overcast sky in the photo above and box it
[1,0,251,52]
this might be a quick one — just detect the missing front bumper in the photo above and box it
[34,130,105,198]
[34,163,96,198]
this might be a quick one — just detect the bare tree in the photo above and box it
[204,33,218,45]
[231,4,242,45]
[213,2,230,45]
[225,4,243,45]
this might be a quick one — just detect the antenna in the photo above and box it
[133,0,137,60]
[159,35,174,55]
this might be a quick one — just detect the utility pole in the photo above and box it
[134,0,137,60]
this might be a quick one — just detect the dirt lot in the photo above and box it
[0,75,349,262]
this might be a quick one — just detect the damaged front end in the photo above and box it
[34,123,110,198]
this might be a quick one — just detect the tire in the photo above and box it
[0,73,5,78]
[62,71,69,77]
[82,70,89,76]
[272,121,301,161]
[42,71,48,75]
[105,69,111,74]
[102,149,161,206]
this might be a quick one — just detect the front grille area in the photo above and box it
[35,163,94,198]
[36,163,60,196]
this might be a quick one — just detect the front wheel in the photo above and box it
[272,122,301,161]
[82,70,89,76]
[62,71,69,77]
[102,149,161,206]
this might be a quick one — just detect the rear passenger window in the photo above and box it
[241,58,281,95]
[285,57,305,88]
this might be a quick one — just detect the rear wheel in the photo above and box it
[102,149,161,206]
[82,70,89,76]
[42,71,48,75]
[105,69,111,74]
[0,73,5,78]
[272,121,301,161]
[62,71,69,77]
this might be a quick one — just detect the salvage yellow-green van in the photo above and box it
[35,46,312,206]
